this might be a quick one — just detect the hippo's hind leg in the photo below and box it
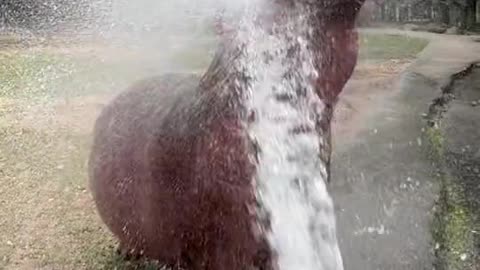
[116,242,143,262]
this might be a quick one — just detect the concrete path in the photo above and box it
[330,29,480,270]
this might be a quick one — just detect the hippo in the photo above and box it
[88,0,365,269]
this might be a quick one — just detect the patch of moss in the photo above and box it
[433,174,475,270]
[424,126,475,270]
[425,126,445,161]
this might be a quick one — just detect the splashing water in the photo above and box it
[222,2,344,270]
[92,0,248,49]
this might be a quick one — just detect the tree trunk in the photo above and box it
[477,0,480,23]
[380,3,386,21]
[407,4,412,22]
[466,0,476,29]
[447,0,454,25]
[395,4,400,22]
[434,0,450,24]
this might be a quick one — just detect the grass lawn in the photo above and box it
[358,33,429,60]
[0,32,428,269]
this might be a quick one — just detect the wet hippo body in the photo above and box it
[90,73,266,268]
[89,1,365,270]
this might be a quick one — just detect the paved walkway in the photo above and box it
[331,29,480,269]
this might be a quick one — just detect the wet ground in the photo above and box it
[331,29,480,270]
[332,64,439,270]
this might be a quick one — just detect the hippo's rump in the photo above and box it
[88,73,262,267]
[88,73,202,258]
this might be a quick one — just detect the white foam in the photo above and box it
[231,4,344,270]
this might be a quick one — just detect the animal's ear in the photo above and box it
[322,0,366,28]
[314,1,365,103]
[315,27,359,104]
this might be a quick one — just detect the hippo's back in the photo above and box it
[88,73,201,259]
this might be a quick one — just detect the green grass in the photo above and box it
[0,43,220,102]
[0,51,73,99]
[0,33,427,101]
[0,122,167,269]
[359,33,429,60]
[0,50,163,100]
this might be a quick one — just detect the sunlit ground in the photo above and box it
[0,33,428,269]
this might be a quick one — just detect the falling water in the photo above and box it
[227,3,343,270]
